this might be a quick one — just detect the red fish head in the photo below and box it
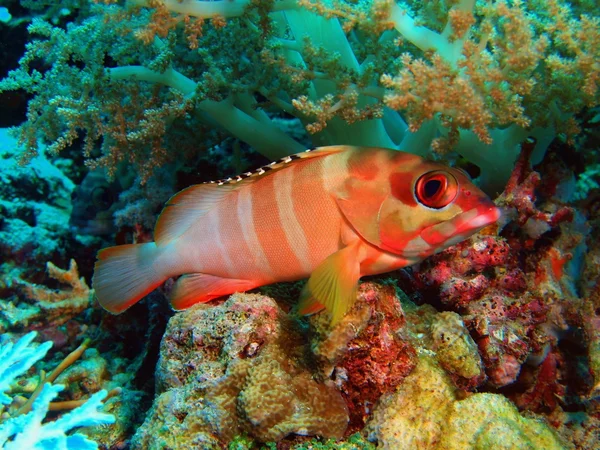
[378,162,501,259]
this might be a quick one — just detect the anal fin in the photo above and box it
[170,273,259,310]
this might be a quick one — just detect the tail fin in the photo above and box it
[92,243,165,313]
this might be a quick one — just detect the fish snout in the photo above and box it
[420,203,501,250]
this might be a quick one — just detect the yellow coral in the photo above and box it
[366,355,565,450]
[440,393,564,449]
[431,311,484,383]
[238,347,348,441]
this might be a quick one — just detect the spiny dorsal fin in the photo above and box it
[207,146,340,186]
[154,146,349,246]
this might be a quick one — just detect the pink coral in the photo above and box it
[405,140,589,397]
[496,138,574,233]
[310,283,416,432]
[417,235,518,309]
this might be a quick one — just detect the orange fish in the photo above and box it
[93,146,500,323]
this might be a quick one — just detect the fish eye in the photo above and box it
[415,170,458,209]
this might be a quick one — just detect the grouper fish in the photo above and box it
[92,146,500,323]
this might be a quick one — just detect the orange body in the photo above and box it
[93,146,500,323]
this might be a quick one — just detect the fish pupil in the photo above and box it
[424,179,442,198]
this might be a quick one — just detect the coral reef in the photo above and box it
[0,1,599,448]
[130,281,584,448]
[366,354,565,450]
[310,283,416,432]
[411,146,588,392]
[133,293,348,448]
[1,259,91,333]
[580,209,600,397]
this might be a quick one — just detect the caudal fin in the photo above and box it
[92,243,165,313]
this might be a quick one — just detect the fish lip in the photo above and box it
[420,203,501,248]
[462,203,502,231]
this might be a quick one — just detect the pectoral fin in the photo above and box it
[298,241,363,325]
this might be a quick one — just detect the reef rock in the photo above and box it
[132,293,348,448]
[430,311,485,390]
[309,282,417,432]
[366,354,565,450]
[0,129,74,264]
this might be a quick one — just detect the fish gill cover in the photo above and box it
[0,0,598,449]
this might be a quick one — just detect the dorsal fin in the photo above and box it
[154,146,349,246]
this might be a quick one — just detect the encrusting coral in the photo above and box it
[214,343,348,442]
[430,311,485,390]
[309,282,416,432]
[366,354,565,450]
[132,293,348,448]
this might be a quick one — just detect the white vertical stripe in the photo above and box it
[322,147,352,194]
[237,186,273,278]
[207,209,236,277]
[274,166,312,273]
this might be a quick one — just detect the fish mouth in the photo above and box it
[420,203,501,248]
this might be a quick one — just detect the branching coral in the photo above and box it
[2,259,91,332]
[0,332,114,449]
[1,0,598,190]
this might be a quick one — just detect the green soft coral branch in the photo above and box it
[108,66,305,159]
[3,0,597,192]
[105,1,534,191]
[139,0,471,146]
[138,0,475,68]
[128,0,300,18]
[388,0,476,68]
[128,0,252,18]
